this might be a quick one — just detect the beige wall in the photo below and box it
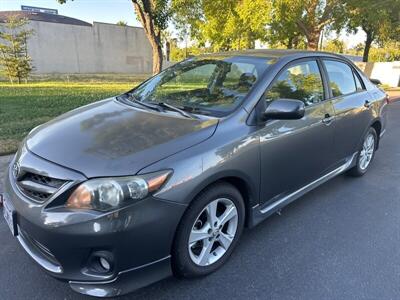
[21,21,153,74]
[355,61,400,87]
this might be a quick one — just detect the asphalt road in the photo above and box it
[1,102,400,300]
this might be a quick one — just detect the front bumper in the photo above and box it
[4,151,187,296]
[69,255,171,297]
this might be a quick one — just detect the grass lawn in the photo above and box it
[0,81,138,155]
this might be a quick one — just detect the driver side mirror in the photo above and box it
[262,99,305,121]
[370,78,382,85]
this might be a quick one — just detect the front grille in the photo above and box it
[16,172,67,203]
[25,173,66,188]
[22,189,50,201]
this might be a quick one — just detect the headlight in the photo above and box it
[66,170,172,211]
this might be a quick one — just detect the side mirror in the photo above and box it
[370,78,382,85]
[263,99,305,121]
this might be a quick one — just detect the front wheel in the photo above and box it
[348,127,377,177]
[172,182,245,278]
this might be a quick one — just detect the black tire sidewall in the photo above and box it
[172,182,245,278]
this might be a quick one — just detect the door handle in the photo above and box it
[364,100,371,108]
[322,114,334,125]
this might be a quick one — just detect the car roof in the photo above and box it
[200,49,347,61]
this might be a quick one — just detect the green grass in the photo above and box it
[0,81,137,155]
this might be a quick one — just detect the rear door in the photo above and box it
[258,58,336,205]
[321,59,373,162]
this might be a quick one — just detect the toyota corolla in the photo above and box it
[3,50,388,297]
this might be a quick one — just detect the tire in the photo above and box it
[172,182,245,278]
[347,127,378,177]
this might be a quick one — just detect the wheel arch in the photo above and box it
[183,171,259,228]
[370,119,382,149]
[356,118,382,152]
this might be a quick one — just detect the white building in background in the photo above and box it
[0,9,153,74]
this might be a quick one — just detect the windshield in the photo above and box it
[128,56,272,117]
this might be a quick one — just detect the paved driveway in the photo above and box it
[1,102,400,300]
[0,155,13,195]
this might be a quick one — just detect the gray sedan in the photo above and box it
[3,50,388,297]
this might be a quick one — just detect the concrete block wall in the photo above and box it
[23,21,153,74]
[355,61,400,87]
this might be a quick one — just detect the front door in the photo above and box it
[257,59,336,205]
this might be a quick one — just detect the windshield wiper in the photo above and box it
[127,95,162,112]
[157,102,198,119]
[124,94,198,118]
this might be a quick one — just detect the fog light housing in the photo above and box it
[99,257,111,272]
[85,251,114,275]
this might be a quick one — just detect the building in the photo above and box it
[0,9,153,74]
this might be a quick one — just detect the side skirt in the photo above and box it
[249,152,357,227]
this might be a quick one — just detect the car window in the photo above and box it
[156,62,259,100]
[157,64,217,95]
[223,63,258,91]
[130,57,270,117]
[265,60,324,106]
[353,71,364,91]
[324,60,357,97]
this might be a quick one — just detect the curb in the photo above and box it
[389,97,400,103]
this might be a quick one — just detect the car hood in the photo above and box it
[26,98,218,178]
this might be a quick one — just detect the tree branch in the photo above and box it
[296,20,311,39]
[132,1,150,35]
[317,17,334,29]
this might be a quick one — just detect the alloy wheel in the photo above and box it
[359,133,375,170]
[188,198,238,266]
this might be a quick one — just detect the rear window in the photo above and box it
[323,60,357,97]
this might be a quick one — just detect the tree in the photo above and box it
[273,0,346,50]
[172,0,271,52]
[234,0,272,49]
[58,0,170,74]
[345,0,400,62]
[268,2,306,49]
[170,41,209,61]
[0,15,34,83]
[324,38,346,53]
[368,41,400,62]
[116,20,128,26]
[131,0,170,74]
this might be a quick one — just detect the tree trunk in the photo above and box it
[287,36,293,49]
[131,1,163,75]
[363,30,374,62]
[307,31,321,51]
[142,29,163,75]
[293,36,300,49]
[165,41,170,62]
[152,43,163,74]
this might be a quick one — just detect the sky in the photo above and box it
[0,0,366,48]
[0,0,142,27]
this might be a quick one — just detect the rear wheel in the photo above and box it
[172,182,245,278]
[348,127,377,177]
